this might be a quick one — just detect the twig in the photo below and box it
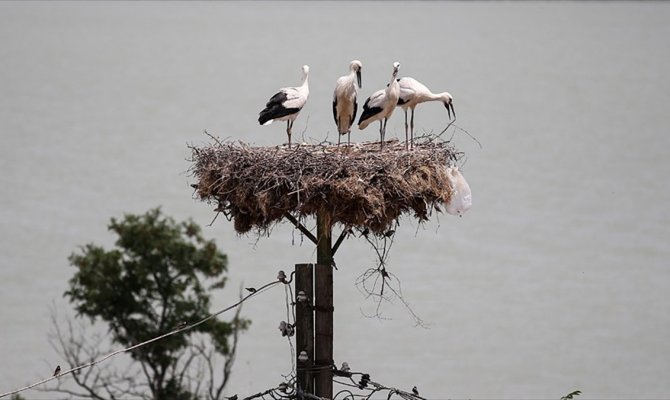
[439,120,482,149]
[204,129,223,147]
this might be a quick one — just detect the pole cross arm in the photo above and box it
[285,214,318,245]
[331,229,349,256]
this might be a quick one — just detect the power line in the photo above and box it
[228,364,426,400]
[0,275,286,399]
[3,266,436,400]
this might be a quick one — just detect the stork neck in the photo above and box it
[427,92,442,101]
[420,91,446,103]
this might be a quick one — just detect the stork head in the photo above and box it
[392,62,401,77]
[350,60,363,88]
[301,65,310,76]
[442,92,455,120]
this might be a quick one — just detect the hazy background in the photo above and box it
[1,2,669,399]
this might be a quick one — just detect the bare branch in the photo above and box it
[2,278,281,399]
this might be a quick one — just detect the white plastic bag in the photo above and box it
[445,166,472,217]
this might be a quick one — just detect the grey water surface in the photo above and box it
[1,2,669,399]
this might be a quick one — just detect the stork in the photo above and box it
[358,62,401,150]
[258,65,310,149]
[397,77,455,149]
[333,60,362,146]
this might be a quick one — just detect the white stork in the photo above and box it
[258,65,310,149]
[333,60,363,146]
[397,77,455,149]
[358,62,401,150]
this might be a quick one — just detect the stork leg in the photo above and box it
[404,109,409,150]
[337,131,341,147]
[287,120,293,149]
[410,108,415,150]
[379,120,384,150]
[347,130,351,146]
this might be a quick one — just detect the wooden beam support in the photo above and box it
[331,228,348,256]
[285,213,318,245]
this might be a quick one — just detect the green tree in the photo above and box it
[51,208,247,400]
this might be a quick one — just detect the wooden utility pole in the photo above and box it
[315,212,333,398]
[295,263,314,394]
[293,212,334,398]
[190,137,464,400]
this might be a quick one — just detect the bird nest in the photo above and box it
[188,136,463,235]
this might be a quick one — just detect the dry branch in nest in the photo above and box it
[188,137,463,236]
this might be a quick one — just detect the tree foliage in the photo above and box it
[58,208,248,399]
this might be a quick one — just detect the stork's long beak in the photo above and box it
[356,70,362,89]
[445,102,456,120]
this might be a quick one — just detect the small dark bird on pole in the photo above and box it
[412,386,419,396]
[334,362,352,377]
[245,287,257,293]
[277,270,287,283]
[53,365,61,377]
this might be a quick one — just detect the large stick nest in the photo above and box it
[189,137,463,235]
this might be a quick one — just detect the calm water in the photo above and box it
[1,2,669,399]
